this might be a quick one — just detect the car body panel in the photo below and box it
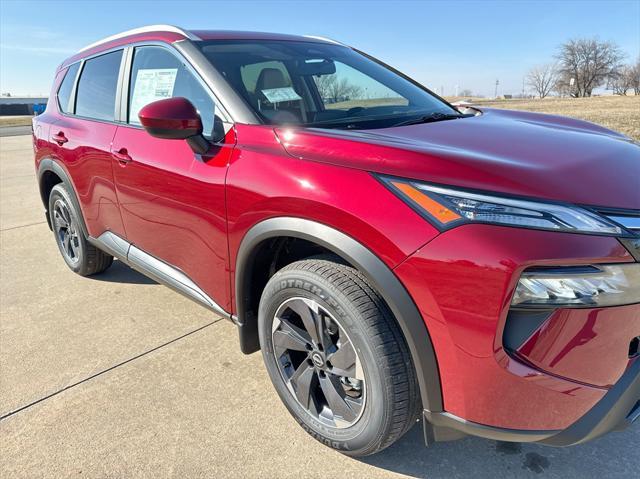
[226,125,440,279]
[517,304,640,388]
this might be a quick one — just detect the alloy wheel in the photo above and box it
[272,297,366,428]
[52,199,81,264]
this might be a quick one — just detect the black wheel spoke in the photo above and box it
[273,319,311,354]
[319,373,358,423]
[289,362,316,409]
[62,233,72,255]
[288,299,322,345]
[60,205,72,225]
[327,338,356,377]
[53,210,68,229]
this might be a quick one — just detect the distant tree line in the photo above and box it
[527,38,639,98]
[314,75,363,103]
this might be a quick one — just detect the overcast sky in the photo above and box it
[1,0,639,97]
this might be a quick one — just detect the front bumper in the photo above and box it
[424,357,639,446]
[394,223,640,440]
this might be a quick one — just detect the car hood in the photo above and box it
[276,109,640,209]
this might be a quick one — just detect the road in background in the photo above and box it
[1,134,638,478]
[0,125,32,137]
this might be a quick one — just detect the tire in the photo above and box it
[48,183,113,276]
[258,259,421,456]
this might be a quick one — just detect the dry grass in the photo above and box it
[455,96,640,141]
[0,116,33,127]
[325,97,408,109]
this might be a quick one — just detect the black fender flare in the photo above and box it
[235,217,443,413]
[37,158,89,237]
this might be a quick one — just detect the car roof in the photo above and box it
[60,25,339,70]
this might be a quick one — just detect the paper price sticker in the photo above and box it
[261,87,302,104]
[130,68,178,123]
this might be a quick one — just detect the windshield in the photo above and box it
[197,39,458,129]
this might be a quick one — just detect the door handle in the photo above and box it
[52,131,68,145]
[112,147,133,165]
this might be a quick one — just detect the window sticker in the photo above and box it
[261,87,302,103]
[130,68,178,122]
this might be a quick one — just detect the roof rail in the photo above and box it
[78,25,200,53]
[303,35,346,46]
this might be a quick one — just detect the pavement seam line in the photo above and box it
[0,221,47,232]
[1,174,36,179]
[0,318,224,421]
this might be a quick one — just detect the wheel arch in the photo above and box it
[37,158,88,236]
[234,216,443,412]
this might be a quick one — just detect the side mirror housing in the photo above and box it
[138,97,210,154]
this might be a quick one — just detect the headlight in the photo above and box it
[512,264,640,307]
[380,176,629,236]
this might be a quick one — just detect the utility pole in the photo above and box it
[494,79,500,99]
[522,77,525,98]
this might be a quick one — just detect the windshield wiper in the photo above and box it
[392,112,473,128]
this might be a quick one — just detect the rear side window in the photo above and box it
[75,50,123,121]
[57,63,80,113]
[128,46,215,136]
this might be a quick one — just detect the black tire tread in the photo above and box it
[82,238,114,276]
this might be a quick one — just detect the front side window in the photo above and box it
[198,40,458,129]
[57,62,80,114]
[313,62,407,109]
[75,50,123,121]
[128,46,216,136]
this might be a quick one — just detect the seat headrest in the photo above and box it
[256,68,288,91]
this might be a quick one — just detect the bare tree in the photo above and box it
[608,65,635,95]
[459,89,474,97]
[556,38,625,97]
[526,63,558,98]
[630,58,640,95]
[314,75,363,103]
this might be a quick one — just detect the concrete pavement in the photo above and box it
[1,134,638,478]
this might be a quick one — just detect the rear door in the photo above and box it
[111,44,234,311]
[49,49,127,238]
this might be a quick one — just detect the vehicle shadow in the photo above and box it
[88,259,156,285]
[359,419,639,478]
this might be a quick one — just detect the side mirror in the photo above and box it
[138,97,210,154]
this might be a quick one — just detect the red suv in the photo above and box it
[33,25,639,456]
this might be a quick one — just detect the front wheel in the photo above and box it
[258,259,421,456]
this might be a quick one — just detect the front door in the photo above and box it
[111,45,233,311]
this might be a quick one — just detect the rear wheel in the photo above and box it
[258,259,420,456]
[49,183,113,276]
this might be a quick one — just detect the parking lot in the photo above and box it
[1,133,638,478]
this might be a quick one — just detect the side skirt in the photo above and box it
[89,231,234,323]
